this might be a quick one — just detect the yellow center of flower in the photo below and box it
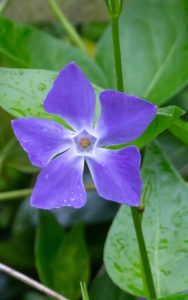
[79,137,91,149]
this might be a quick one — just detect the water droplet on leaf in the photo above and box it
[18,70,23,76]
[38,83,47,91]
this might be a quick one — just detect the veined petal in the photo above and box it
[87,147,142,206]
[95,90,157,146]
[11,118,73,167]
[30,150,86,209]
[44,62,96,131]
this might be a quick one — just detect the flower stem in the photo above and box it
[80,282,90,300]
[0,188,32,201]
[111,15,124,92]
[109,11,157,300]
[131,207,157,300]
[0,184,95,202]
[48,0,86,53]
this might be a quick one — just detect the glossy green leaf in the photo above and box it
[104,142,188,298]
[53,224,90,299]
[35,211,64,287]
[96,0,188,104]
[0,17,108,87]
[169,119,188,146]
[0,68,57,119]
[130,106,184,149]
[0,68,102,124]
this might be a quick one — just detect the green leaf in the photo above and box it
[111,106,184,150]
[96,0,188,104]
[131,106,184,149]
[0,16,108,87]
[36,213,90,299]
[0,68,57,119]
[53,224,90,299]
[104,142,188,298]
[169,119,188,146]
[35,211,64,287]
[0,68,102,124]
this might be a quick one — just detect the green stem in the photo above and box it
[111,15,124,91]
[0,189,32,201]
[80,282,90,300]
[131,207,157,300]
[48,0,86,53]
[110,13,157,300]
[0,184,95,202]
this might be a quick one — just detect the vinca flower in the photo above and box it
[12,63,156,209]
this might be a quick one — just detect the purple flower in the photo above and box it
[11,63,156,210]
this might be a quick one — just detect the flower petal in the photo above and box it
[87,147,142,206]
[12,118,73,167]
[44,62,96,131]
[95,90,157,146]
[30,150,86,209]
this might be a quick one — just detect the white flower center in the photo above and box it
[73,130,98,156]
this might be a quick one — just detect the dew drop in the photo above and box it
[114,262,123,273]
[38,83,47,91]
[18,70,23,76]
[159,239,168,249]
[161,269,171,276]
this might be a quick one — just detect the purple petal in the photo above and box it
[44,62,96,131]
[95,90,157,146]
[30,150,86,209]
[87,146,142,206]
[11,118,73,167]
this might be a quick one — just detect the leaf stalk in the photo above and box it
[48,0,86,53]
